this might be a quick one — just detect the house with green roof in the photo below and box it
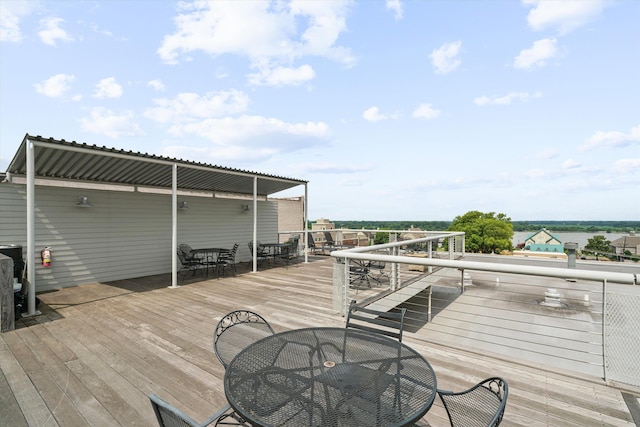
[524,228,564,253]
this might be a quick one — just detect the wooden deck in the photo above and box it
[1,256,637,426]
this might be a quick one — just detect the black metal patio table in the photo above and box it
[192,247,226,277]
[224,327,437,426]
[259,242,291,265]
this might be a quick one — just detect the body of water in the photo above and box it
[512,231,628,250]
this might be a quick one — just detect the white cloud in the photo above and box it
[33,74,75,98]
[386,0,403,21]
[525,168,547,179]
[430,41,462,74]
[513,38,557,69]
[612,158,640,174]
[412,104,441,120]
[0,0,37,42]
[524,0,605,35]
[94,77,123,99]
[248,64,315,87]
[164,115,330,162]
[80,107,144,138]
[580,125,640,151]
[536,148,559,159]
[562,158,582,171]
[147,79,165,92]
[38,17,74,46]
[145,90,249,124]
[474,91,542,106]
[363,106,392,122]
[157,1,354,85]
[303,162,372,174]
[561,159,601,176]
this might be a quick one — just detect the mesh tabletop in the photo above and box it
[224,327,436,427]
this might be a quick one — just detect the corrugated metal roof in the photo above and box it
[5,135,307,196]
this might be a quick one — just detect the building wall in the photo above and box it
[272,196,304,243]
[0,182,278,291]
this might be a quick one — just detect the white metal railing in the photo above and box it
[329,236,639,387]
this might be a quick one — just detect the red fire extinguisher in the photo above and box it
[41,246,52,267]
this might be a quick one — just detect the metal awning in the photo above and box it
[4,134,309,315]
[5,134,307,195]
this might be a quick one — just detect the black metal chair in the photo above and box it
[278,237,299,266]
[369,260,389,284]
[306,232,331,255]
[248,241,268,267]
[177,250,204,282]
[324,231,354,250]
[149,393,235,427]
[349,260,371,293]
[212,310,276,426]
[178,243,203,262]
[438,377,509,427]
[217,243,239,276]
[346,300,406,342]
[323,231,342,250]
[213,310,276,369]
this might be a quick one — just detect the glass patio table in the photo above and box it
[224,327,437,427]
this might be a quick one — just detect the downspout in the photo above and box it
[26,138,37,315]
[170,163,178,288]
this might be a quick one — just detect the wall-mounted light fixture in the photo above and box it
[178,201,190,210]
[76,196,93,208]
[241,203,250,212]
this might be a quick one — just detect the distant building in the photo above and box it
[400,226,427,241]
[609,231,639,256]
[310,219,368,246]
[524,228,564,253]
[311,218,335,231]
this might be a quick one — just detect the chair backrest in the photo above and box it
[178,244,195,259]
[438,377,508,427]
[346,300,406,342]
[176,250,190,266]
[214,310,275,369]
[306,232,316,248]
[219,243,239,260]
[323,231,336,245]
[149,394,202,427]
[249,241,266,256]
[289,236,299,255]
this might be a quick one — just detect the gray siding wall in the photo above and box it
[0,183,278,291]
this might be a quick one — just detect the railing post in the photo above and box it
[602,278,607,382]
[389,233,398,291]
[333,258,347,316]
[448,236,454,260]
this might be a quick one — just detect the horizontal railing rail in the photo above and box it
[329,237,639,387]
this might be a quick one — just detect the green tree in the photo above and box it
[374,231,389,244]
[447,211,513,253]
[584,235,611,259]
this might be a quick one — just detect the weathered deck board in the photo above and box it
[1,256,636,426]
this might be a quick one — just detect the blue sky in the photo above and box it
[1,0,638,221]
